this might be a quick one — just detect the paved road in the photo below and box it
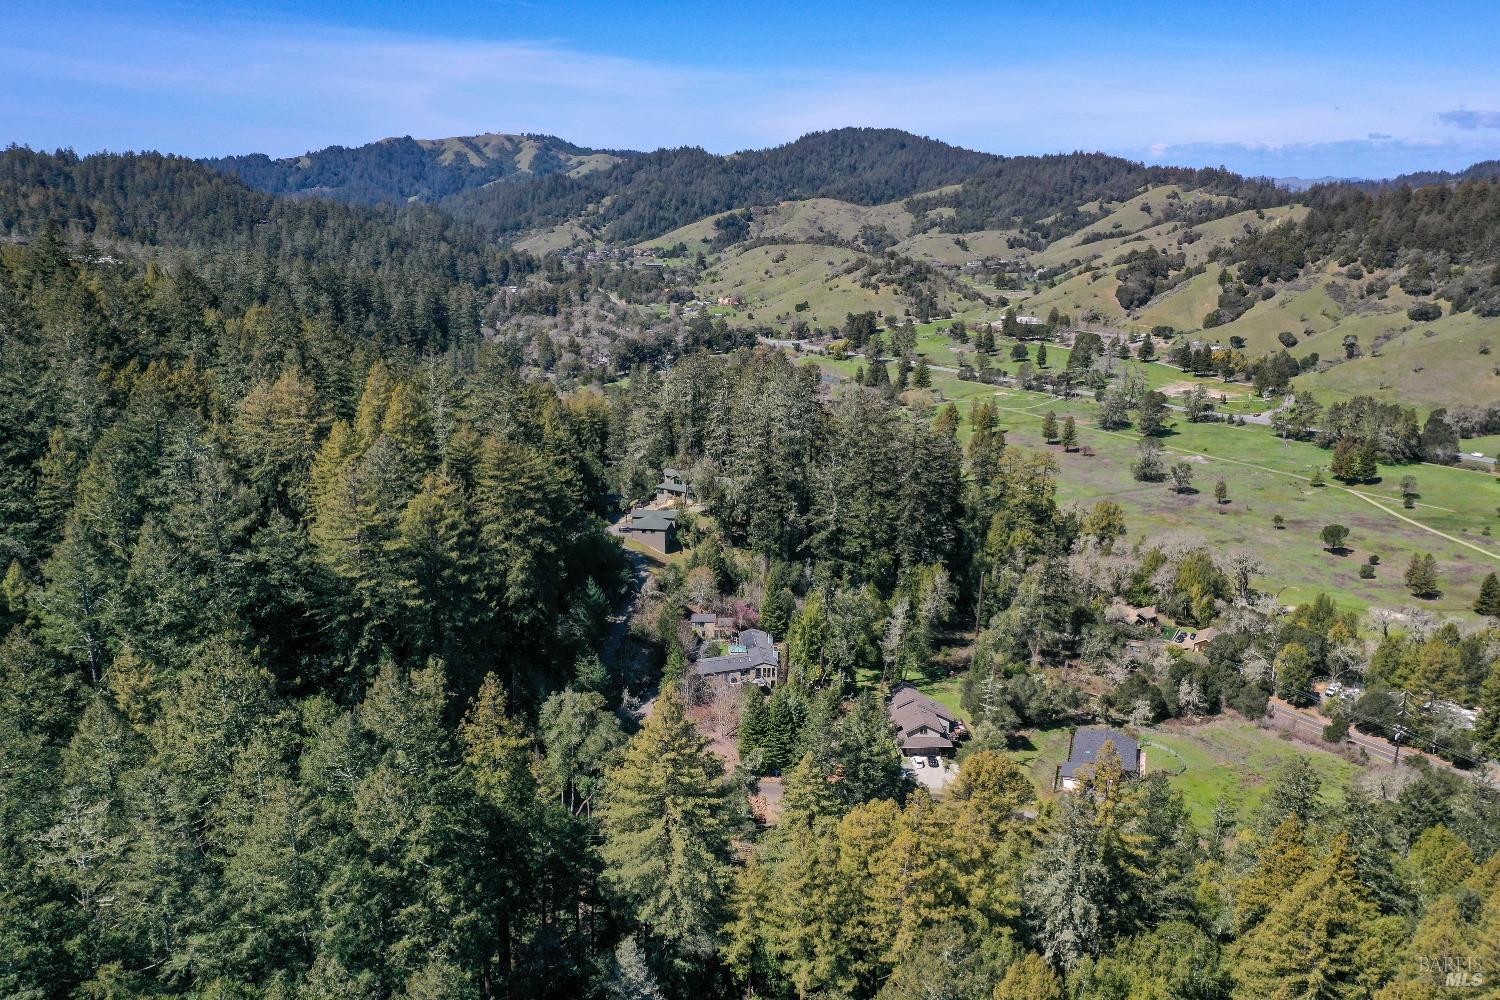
[1268,701,1407,766]
[1266,698,1489,780]
[603,513,654,688]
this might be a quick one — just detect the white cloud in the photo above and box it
[1440,109,1500,130]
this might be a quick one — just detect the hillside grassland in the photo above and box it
[697,242,985,328]
[1291,310,1500,412]
[1028,200,1302,271]
[1133,267,1227,332]
[897,227,1020,263]
[1141,721,1361,826]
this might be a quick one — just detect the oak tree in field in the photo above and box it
[1132,438,1164,482]
[1135,390,1169,437]
[1320,524,1349,552]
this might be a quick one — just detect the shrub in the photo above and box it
[1407,302,1443,322]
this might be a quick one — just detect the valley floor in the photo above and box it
[785,346,1500,619]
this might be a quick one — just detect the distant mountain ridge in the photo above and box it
[203,132,634,205]
[440,128,1009,243]
[1354,160,1500,191]
[437,128,1291,246]
[200,127,1500,249]
[1274,176,1364,192]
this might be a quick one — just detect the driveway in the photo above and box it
[906,757,960,795]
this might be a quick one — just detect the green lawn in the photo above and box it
[1014,719,1362,828]
[1142,721,1359,827]
[915,676,967,719]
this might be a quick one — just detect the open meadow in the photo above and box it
[791,348,1500,617]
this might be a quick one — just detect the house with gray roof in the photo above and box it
[692,628,780,688]
[620,506,677,554]
[887,685,965,757]
[1055,726,1142,791]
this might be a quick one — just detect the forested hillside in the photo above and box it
[441,128,1007,243]
[206,132,630,205]
[905,156,1286,236]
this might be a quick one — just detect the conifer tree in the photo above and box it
[1404,553,1440,598]
[779,751,841,829]
[1059,414,1077,451]
[1232,835,1400,998]
[1475,572,1500,618]
[768,819,853,996]
[832,691,905,807]
[1330,435,1362,482]
[1041,410,1058,443]
[993,952,1063,1000]
[601,687,733,961]
[912,354,931,388]
[1234,815,1314,932]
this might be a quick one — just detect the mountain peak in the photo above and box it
[203,131,628,204]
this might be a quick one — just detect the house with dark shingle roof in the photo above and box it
[1055,726,1143,791]
[656,467,691,503]
[692,628,780,688]
[887,685,965,757]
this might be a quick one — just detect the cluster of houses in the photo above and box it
[1107,600,1219,653]
[617,469,693,555]
[677,601,1148,796]
[689,619,783,688]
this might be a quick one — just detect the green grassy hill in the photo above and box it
[509,154,1500,415]
[698,243,916,327]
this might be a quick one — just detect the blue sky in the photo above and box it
[5,0,1500,178]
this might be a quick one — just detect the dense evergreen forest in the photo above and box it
[8,146,1500,1000]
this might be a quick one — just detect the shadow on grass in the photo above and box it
[1006,732,1039,754]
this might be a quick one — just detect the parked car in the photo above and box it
[914,757,926,769]
[926,755,940,768]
